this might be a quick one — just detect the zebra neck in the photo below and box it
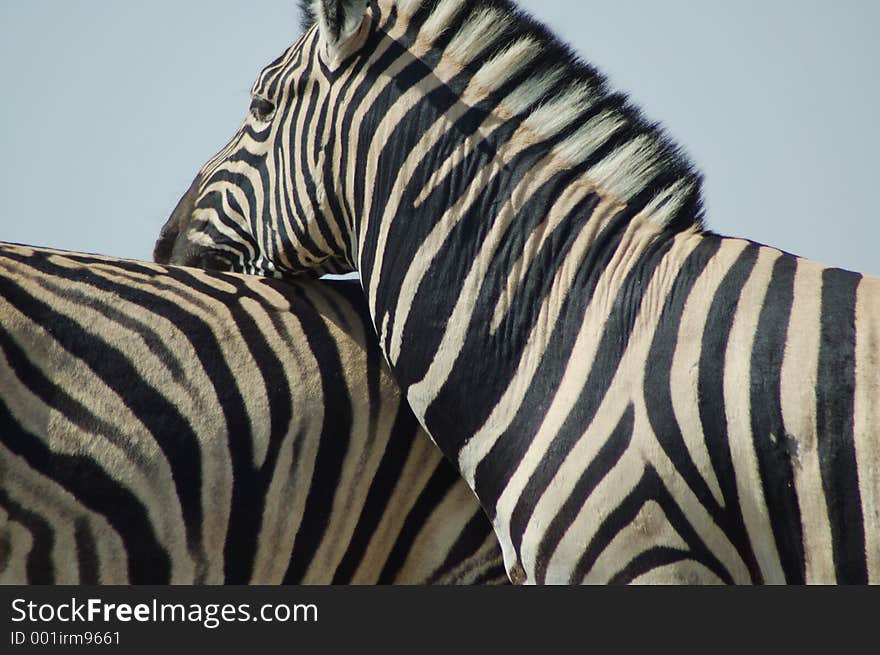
[338,0,709,458]
[356,130,704,459]
[347,0,707,340]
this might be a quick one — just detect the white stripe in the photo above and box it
[853,275,880,583]
[780,259,835,583]
[721,245,786,583]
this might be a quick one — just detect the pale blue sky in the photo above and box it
[1,1,877,274]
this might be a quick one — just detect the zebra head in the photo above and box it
[155,0,703,286]
[154,0,373,277]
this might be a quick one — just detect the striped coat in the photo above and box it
[155,0,879,583]
[0,242,504,584]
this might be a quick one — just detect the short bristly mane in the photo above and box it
[300,0,704,232]
[299,0,317,32]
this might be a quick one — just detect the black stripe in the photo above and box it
[372,123,546,361]
[74,518,100,584]
[569,466,732,584]
[0,245,159,279]
[494,194,601,345]
[330,408,421,583]
[366,50,557,324]
[220,282,294,584]
[427,193,628,476]
[749,253,804,583]
[696,242,763,582]
[295,82,335,251]
[1,248,299,583]
[265,39,305,101]
[219,149,279,265]
[533,404,635,584]
[0,487,54,584]
[428,507,498,584]
[282,314,355,583]
[816,267,867,583]
[471,563,509,585]
[608,547,698,585]
[643,237,727,525]
[316,279,386,446]
[0,251,217,574]
[367,39,615,341]
[23,272,187,384]
[275,45,343,265]
[0,400,170,583]
[338,14,404,237]
[195,181,266,255]
[377,458,461,584]
[351,35,504,267]
[406,0,453,36]
[505,224,677,554]
[356,56,472,289]
[467,196,622,508]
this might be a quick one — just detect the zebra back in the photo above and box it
[0,242,505,584]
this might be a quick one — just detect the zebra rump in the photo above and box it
[0,242,504,584]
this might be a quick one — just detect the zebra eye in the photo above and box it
[195,249,237,272]
[249,96,276,122]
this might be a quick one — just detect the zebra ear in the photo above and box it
[313,0,369,58]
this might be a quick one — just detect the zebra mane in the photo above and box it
[299,0,317,32]
[302,0,705,230]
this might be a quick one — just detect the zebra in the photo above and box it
[154,0,880,584]
[0,241,505,585]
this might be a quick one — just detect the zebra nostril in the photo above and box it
[153,230,177,264]
[156,176,202,264]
